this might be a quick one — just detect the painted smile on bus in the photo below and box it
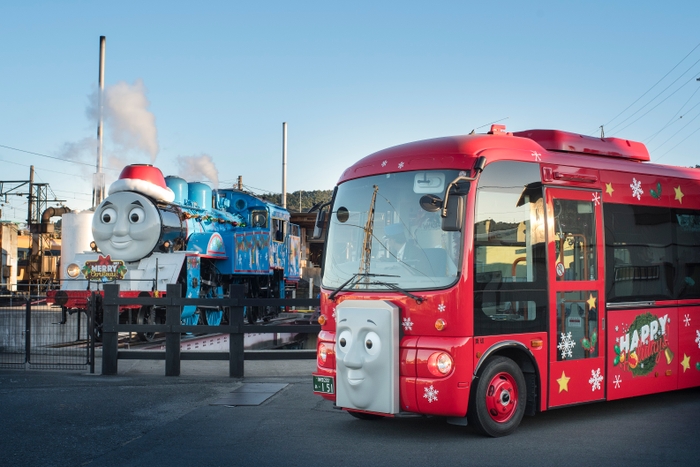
[92,191,162,263]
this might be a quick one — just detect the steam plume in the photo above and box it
[176,154,219,188]
[87,79,159,162]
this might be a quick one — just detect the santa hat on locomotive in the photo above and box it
[108,164,176,203]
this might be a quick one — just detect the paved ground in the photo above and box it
[1,359,699,467]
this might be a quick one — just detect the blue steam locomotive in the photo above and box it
[49,164,301,340]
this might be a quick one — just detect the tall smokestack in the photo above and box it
[282,122,287,209]
[92,35,106,207]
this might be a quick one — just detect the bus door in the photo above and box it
[545,188,606,407]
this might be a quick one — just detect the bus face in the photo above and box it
[317,168,474,419]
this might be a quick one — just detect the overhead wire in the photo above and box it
[601,41,700,133]
[645,85,700,143]
[0,143,122,172]
[607,56,700,135]
[652,109,700,162]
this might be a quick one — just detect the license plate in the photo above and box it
[313,375,335,394]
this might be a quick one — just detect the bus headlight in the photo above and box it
[66,263,81,278]
[428,351,453,377]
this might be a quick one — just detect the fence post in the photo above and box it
[229,284,245,378]
[102,284,120,375]
[89,302,95,374]
[165,283,181,376]
[24,298,31,367]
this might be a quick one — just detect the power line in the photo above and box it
[0,143,121,172]
[645,85,700,143]
[602,41,700,132]
[653,125,700,162]
[610,71,700,135]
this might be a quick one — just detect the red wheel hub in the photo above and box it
[484,372,518,423]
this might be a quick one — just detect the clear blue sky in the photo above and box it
[1,1,699,222]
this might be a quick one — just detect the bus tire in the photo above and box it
[467,356,526,437]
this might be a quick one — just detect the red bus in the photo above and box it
[312,125,700,436]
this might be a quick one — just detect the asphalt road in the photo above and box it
[1,360,698,467]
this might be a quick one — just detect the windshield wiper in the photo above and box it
[370,281,424,304]
[328,273,399,301]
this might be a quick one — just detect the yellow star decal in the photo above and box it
[605,183,614,196]
[587,294,597,310]
[557,371,570,393]
[674,186,684,204]
[681,354,691,372]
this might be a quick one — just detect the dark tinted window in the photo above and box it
[674,210,700,299]
[604,204,700,302]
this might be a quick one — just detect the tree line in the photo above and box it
[258,190,333,213]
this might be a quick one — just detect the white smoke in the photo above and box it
[86,79,159,163]
[176,154,219,188]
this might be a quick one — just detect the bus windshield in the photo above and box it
[322,170,463,292]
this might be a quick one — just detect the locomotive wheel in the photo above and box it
[247,306,261,324]
[92,322,103,342]
[467,356,526,437]
[137,306,157,342]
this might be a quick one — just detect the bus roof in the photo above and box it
[337,127,698,184]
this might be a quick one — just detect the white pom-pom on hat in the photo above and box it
[108,164,175,203]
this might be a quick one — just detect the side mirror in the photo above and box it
[312,210,327,239]
[441,195,464,232]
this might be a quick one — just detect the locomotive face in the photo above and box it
[92,191,162,263]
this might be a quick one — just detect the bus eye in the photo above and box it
[338,330,352,350]
[101,207,117,224]
[365,332,381,356]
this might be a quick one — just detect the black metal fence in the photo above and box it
[100,283,321,377]
[0,294,92,370]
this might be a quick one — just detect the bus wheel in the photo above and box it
[468,356,526,437]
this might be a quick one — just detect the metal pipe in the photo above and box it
[41,206,71,224]
[93,36,106,207]
[282,122,287,209]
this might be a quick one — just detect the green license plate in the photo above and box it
[313,375,335,394]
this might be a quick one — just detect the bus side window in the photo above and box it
[604,204,674,302]
[473,161,547,336]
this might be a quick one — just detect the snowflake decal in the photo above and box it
[531,151,542,161]
[423,385,439,403]
[589,368,603,391]
[613,374,622,389]
[381,160,387,167]
[332,307,336,320]
[695,330,700,349]
[592,193,601,206]
[402,317,413,332]
[684,314,691,327]
[437,304,446,313]
[398,161,405,169]
[557,332,576,359]
[630,178,644,200]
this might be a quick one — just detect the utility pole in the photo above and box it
[92,36,106,207]
[0,166,66,293]
[282,122,287,209]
